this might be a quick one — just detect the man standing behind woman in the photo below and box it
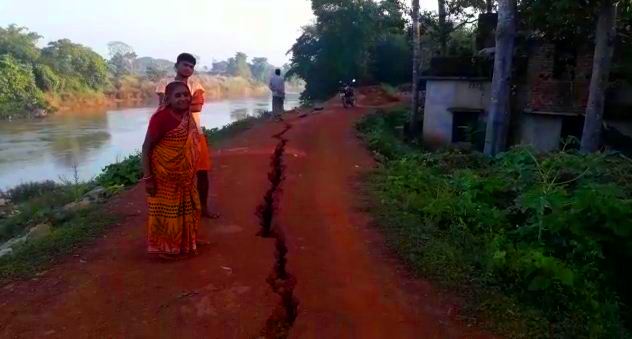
[155,53,218,219]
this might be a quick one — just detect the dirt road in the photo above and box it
[0,94,491,338]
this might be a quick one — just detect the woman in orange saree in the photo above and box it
[141,81,201,259]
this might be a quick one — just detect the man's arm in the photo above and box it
[191,90,204,113]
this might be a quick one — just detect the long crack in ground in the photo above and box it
[256,120,299,339]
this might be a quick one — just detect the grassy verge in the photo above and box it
[357,108,632,338]
[0,208,115,283]
[203,116,263,146]
[0,179,118,283]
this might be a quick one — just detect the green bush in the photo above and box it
[95,153,142,188]
[5,181,60,203]
[33,64,61,92]
[203,117,259,145]
[0,208,114,282]
[358,110,632,338]
[0,181,87,242]
[0,54,46,118]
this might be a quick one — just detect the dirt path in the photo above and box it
[0,95,492,338]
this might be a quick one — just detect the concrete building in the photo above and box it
[421,15,632,153]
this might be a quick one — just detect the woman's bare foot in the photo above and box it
[196,239,212,246]
[201,209,220,219]
[157,253,181,261]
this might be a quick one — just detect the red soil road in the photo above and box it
[0,91,493,338]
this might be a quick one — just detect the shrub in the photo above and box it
[95,153,142,188]
[6,181,60,203]
[358,109,632,338]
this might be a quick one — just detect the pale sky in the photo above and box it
[0,0,436,67]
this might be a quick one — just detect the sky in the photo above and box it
[0,0,436,67]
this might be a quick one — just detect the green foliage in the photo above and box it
[250,57,276,83]
[0,24,41,64]
[33,64,61,92]
[0,54,46,118]
[370,34,412,85]
[288,0,408,100]
[144,64,168,82]
[0,181,90,242]
[5,181,60,203]
[227,52,253,79]
[107,41,137,80]
[358,109,632,338]
[40,39,109,91]
[203,116,259,145]
[95,153,142,188]
[0,208,115,283]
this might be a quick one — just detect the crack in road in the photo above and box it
[256,120,299,339]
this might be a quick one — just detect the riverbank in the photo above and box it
[356,108,632,338]
[4,74,273,119]
[1,71,297,120]
[0,114,270,282]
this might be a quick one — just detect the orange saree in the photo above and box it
[191,90,212,171]
[146,108,201,255]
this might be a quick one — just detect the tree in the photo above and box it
[371,33,412,85]
[145,64,168,82]
[0,54,46,118]
[0,25,41,64]
[289,0,407,100]
[433,0,489,56]
[250,57,276,83]
[438,0,449,55]
[227,52,252,79]
[212,60,229,74]
[107,41,137,78]
[483,0,517,156]
[581,0,619,153]
[410,0,423,137]
[41,39,109,90]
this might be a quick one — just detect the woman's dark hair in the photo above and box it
[176,53,197,65]
[165,81,190,98]
[275,69,281,76]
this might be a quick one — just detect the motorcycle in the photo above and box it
[339,79,356,108]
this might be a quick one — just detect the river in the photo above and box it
[0,94,300,191]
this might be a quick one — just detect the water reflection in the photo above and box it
[0,94,299,190]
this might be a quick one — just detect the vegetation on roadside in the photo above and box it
[0,179,115,283]
[0,207,113,283]
[357,108,632,338]
[203,116,261,146]
[0,150,145,283]
[95,153,142,189]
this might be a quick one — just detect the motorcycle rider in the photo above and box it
[340,79,356,108]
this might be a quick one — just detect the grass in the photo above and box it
[0,181,93,243]
[203,115,263,146]
[357,108,632,338]
[0,207,115,283]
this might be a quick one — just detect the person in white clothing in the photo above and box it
[268,69,285,118]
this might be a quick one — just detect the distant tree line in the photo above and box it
[0,25,109,118]
[0,25,296,119]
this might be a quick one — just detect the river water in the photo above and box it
[0,94,300,191]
